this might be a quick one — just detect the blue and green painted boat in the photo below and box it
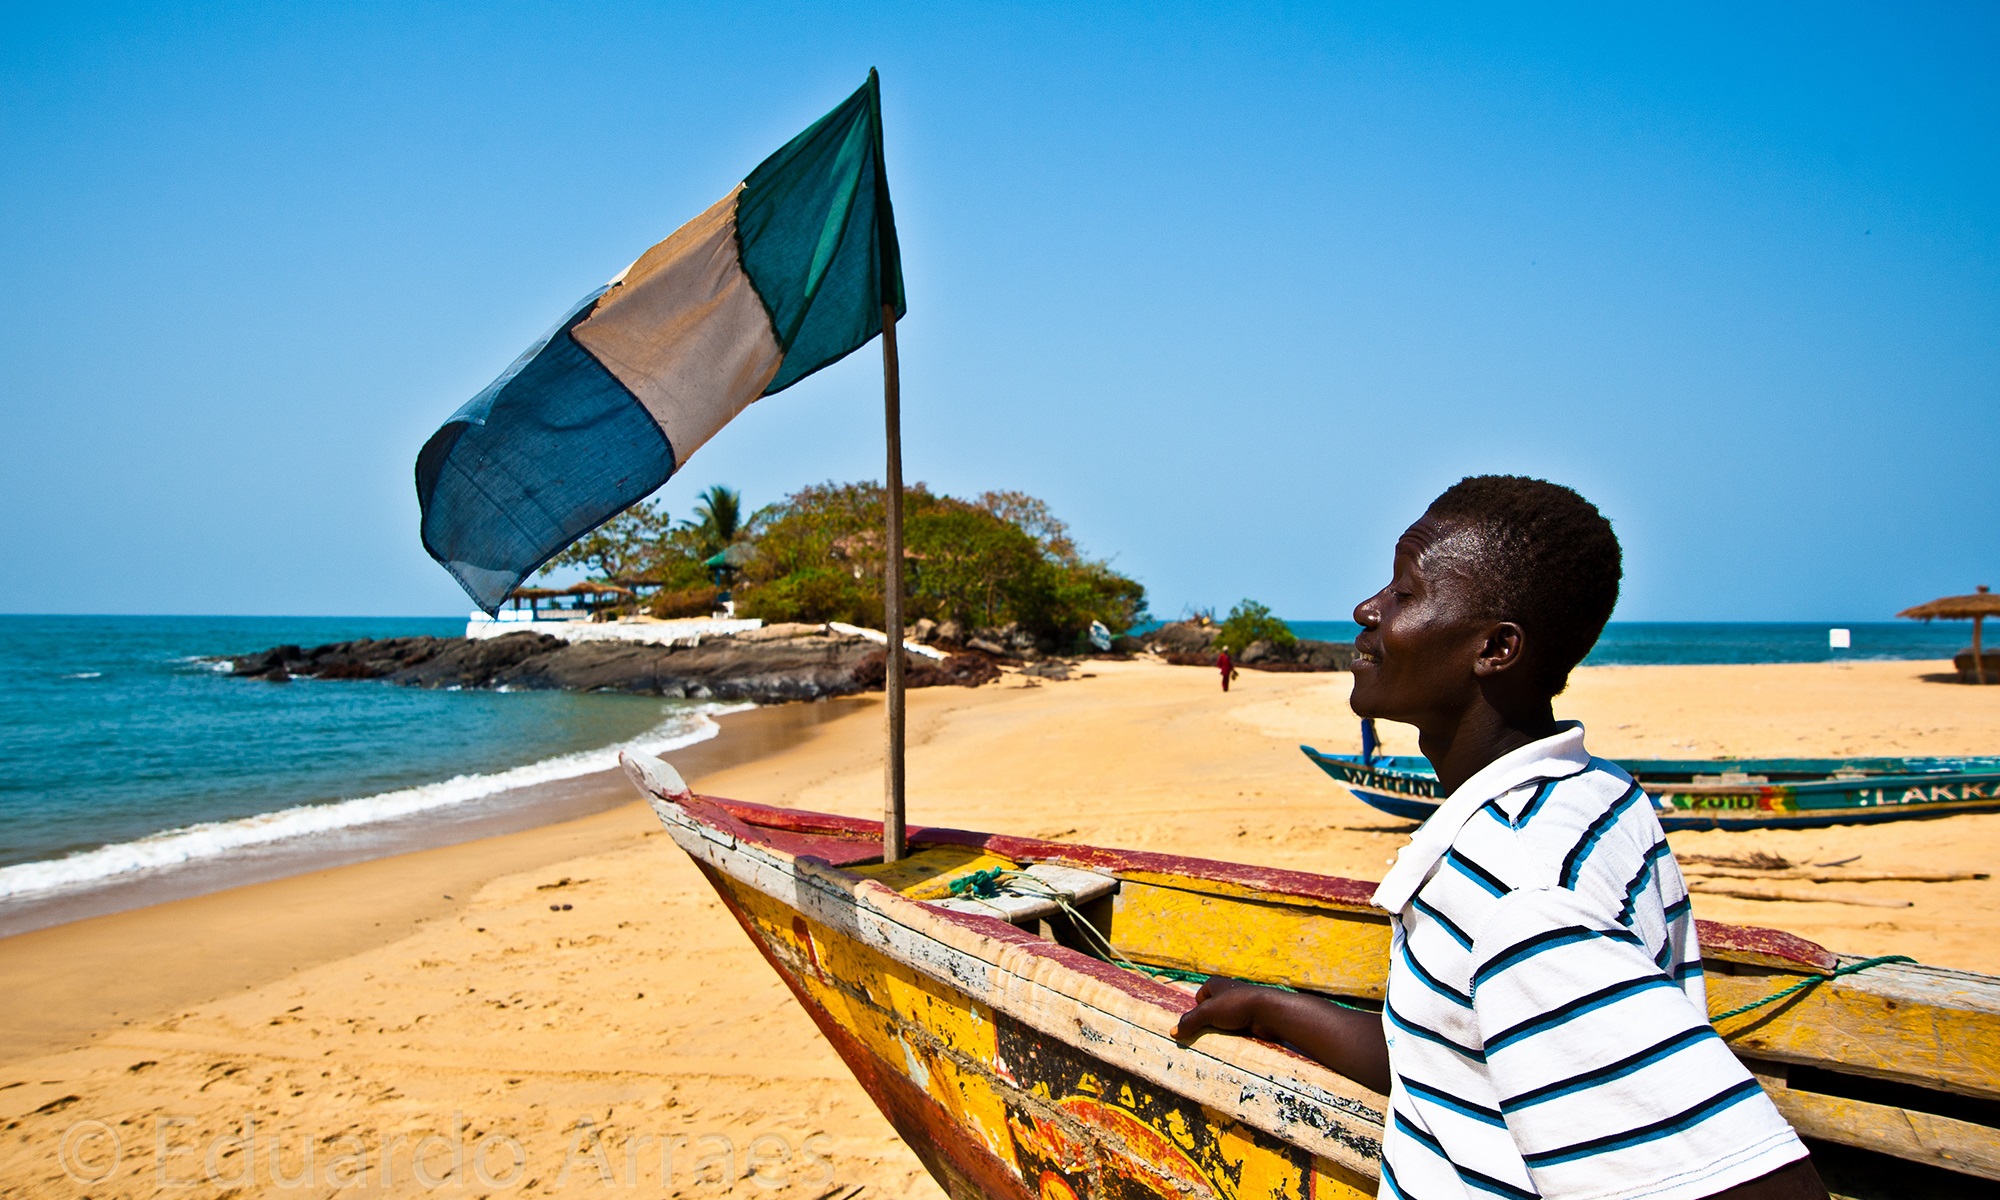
[1300,744,2000,830]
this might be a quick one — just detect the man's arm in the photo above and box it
[1176,979,1826,1200]
[1172,977,1391,1095]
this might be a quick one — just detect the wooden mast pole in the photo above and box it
[881,302,907,860]
[1976,612,1987,686]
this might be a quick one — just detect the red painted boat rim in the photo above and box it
[692,793,1839,973]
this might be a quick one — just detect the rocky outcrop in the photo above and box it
[849,648,1003,690]
[227,625,994,703]
[1238,637,1354,671]
[1144,621,1220,657]
[1129,620,1354,672]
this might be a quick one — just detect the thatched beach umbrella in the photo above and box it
[506,585,561,612]
[1898,585,2000,684]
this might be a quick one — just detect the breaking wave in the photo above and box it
[0,701,751,902]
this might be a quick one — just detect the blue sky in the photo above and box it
[1,3,1994,621]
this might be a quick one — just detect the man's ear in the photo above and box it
[1470,622,1526,678]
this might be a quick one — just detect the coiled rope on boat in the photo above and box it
[944,867,1378,1011]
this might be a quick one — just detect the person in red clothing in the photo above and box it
[1217,648,1236,691]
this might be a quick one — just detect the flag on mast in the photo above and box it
[417,71,905,611]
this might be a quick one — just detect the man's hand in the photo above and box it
[1173,977,1391,1095]
[1174,977,1278,1040]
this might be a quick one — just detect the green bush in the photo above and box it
[548,481,1147,645]
[1214,599,1296,656]
[740,481,1146,642]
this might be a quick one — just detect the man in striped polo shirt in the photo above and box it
[1177,477,1825,1199]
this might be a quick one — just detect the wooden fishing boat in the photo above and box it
[621,751,2000,1197]
[1302,745,2000,830]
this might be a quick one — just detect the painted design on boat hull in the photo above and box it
[699,861,1374,1200]
[1301,746,2000,830]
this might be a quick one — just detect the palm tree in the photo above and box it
[687,485,743,557]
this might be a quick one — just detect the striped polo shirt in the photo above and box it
[1368,724,1805,1200]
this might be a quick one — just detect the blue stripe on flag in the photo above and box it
[417,295,675,612]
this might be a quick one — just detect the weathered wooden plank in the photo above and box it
[1713,960,2000,1102]
[1106,878,1392,999]
[1752,1071,2000,1180]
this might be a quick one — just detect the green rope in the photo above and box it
[947,866,1009,898]
[1710,954,1915,1026]
[942,868,1380,1012]
[1130,963,1210,984]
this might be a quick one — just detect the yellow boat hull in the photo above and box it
[622,753,2000,1196]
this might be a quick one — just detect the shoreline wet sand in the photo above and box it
[0,700,864,941]
[1,659,1997,1197]
[0,699,865,1061]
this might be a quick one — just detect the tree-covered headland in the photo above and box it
[544,482,1147,652]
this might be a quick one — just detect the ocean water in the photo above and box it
[0,614,1974,922]
[0,615,738,908]
[1283,620,1971,665]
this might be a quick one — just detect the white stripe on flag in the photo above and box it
[572,185,784,466]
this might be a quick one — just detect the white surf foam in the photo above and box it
[0,702,752,903]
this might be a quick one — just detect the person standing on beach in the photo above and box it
[1217,648,1235,692]
[1177,476,1825,1200]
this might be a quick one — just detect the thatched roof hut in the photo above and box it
[502,583,635,614]
[1898,585,2000,684]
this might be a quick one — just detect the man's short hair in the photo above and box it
[1424,475,1621,695]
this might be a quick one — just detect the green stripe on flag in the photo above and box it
[735,68,906,395]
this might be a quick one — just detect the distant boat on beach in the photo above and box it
[620,750,2000,1196]
[1301,744,2000,830]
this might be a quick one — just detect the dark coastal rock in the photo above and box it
[1237,637,1355,671]
[1145,621,1220,656]
[1238,638,1278,664]
[967,622,1048,660]
[1133,620,1353,672]
[224,626,997,704]
[1241,638,1354,671]
[849,648,1003,690]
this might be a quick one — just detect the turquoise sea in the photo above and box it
[0,615,1974,928]
[0,615,734,921]
[1285,620,1971,665]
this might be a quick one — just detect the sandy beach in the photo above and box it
[3,658,1998,1197]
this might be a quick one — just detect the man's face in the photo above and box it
[1348,516,1495,724]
